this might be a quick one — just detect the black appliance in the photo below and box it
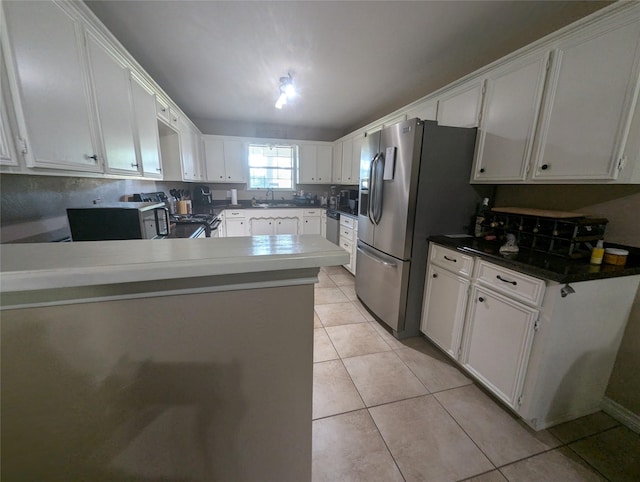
[170,213,221,238]
[339,189,359,214]
[67,202,170,241]
[193,186,213,209]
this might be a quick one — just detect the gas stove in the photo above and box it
[170,213,221,237]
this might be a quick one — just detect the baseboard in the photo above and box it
[601,397,640,434]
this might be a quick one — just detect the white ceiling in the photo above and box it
[85,0,611,138]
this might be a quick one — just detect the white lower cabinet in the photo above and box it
[461,285,538,409]
[302,209,322,235]
[421,242,640,430]
[339,216,358,274]
[421,264,470,359]
[223,210,248,237]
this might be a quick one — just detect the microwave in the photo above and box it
[67,202,170,241]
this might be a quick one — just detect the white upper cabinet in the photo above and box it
[472,52,551,182]
[405,99,438,122]
[85,30,139,175]
[3,0,101,171]
[437,81,484,128]
[178,115,204,181]
[130,74,162,178]
[531,18,640,181]
[203,136,246,183]
[298,144,331,183]
[331,142,343,183]
[0,47,18,167]
[340,135,362,185]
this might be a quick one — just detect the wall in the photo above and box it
[494,184,640,418]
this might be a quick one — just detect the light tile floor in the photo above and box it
[312,265,640,482]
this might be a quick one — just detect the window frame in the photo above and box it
[246,142,298,192]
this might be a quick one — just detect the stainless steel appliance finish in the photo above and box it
[67,202,169,241]
[356,118,488,338]
[325,209,340,246]
[170,213,221,238]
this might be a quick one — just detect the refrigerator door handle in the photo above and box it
[368,153,380,225]
[356,245,397,268]
[373,153,384,224]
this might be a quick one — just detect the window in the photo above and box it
[248,143,296,190]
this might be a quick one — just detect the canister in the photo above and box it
[603,248,628,266]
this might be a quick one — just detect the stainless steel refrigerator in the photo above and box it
[355,118,490,339]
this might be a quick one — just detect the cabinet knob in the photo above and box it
[479,168,485,173]
[432,273,438,278]
[87,154,98,161]
[156,167,162,171]
[478,297,485,302]
[540,164,549,171]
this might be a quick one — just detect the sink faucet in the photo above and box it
[266,188,274,201]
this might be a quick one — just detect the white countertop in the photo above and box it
[1,235,349,293]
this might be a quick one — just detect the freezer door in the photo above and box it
[355,241,411,333]
[371,119,423,260]
[357,130,380,247]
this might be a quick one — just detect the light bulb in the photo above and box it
[275,92,287,109]
[284,83,296,99]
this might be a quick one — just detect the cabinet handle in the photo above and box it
[432,273,438,278]
[443,255,457,262]
[496,275,517,286]
[131,163,139,168]
[479,168,485,173]
[478,297,485,302]
[156,167,162,171]
[540,164,549,171]
[87,154,98,161]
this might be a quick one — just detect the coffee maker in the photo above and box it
[193,185,213,209]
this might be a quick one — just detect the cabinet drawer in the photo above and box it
[339,238,353,253]
[429,244,474,277]
[303,209,321,217]
[225,210,246,218]
[475,261,545,306]
[340,226,355,242]
[340,216,356,229]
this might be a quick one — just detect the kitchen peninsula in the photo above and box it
[0,236,348,481]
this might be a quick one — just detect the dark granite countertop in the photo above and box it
[428,235,640,283]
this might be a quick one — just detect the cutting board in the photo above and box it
[491,207,589,219]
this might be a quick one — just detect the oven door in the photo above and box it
[209,218,222,238]
[141,208,170,238]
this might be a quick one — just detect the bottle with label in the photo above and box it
[590,240,605,265]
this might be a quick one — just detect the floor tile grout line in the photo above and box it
[365,407,408,482]
[430,390,499,474]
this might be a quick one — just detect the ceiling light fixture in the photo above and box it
[275,73,296,109]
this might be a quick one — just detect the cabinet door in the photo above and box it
[350,134,363,184]
[298,144,317,183]
[4,1,100,171]
[316,145,332,183]
[321,212,327,238]
[130,74,162,177]
[437,82,484,128]
[224,140,246,182]
[332,142,343,183]
[275,217,299,235]
[0,51,18,166]
[532,20,640,180]
[341,138,355,184]
[303,216,321,235]
[85,31,138,174]
[461,286,537,409]
[473,53,550,182]
[203,137,225,181]
[225,218,247,237]
[178,116,196,181]
[420,265,470,359]
[250,217,274,235]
